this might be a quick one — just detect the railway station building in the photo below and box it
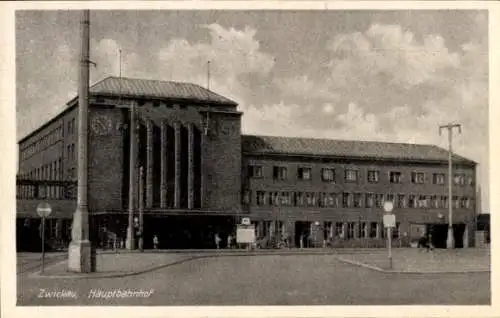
[16,77,478,250]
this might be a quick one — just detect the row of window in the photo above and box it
[255,221,401,239]
[17,183,76,200]
[248,191,474,209]
[249,165,474,186]
[18,158,63,181]
[20,125,64,160]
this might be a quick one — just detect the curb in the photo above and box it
[18,255,68,274]
[335,256,491,274]
[29,251,344,279]
[29,255,203,279]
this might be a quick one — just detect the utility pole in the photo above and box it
[439,123,462,249]
[125,100,137,250]
[68,9,93,272]
[138,166,144,251]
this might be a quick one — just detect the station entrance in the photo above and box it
[143,214,236,249]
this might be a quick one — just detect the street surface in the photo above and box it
[17,253,490,305]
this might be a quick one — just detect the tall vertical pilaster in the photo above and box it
[160,121,167,208]
[200,126,206,209]
[146,120,154,208]
[188,123,194,209]
[174,122,181,209]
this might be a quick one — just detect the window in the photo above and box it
[417,195,429,208]
[467,176,474,186]
[353,193,362,208]
[347,223,355,239]
[454,174,466,186]
[273,166,287,180]
[389,171,402,183]
[411,172,425,184]
[249,165,263,178]
[342,193,351,208]
[321,168,335,182]
[295,192,304,206]
[71,144,75,160]
[328,193,337,207]
[386,193,394,203]
[408,195,416,208]
[431,195,439,208]
[396,194,405,208]
[345,169,358,182]
[365,193,375,208]
[453,196,460,209]
[306,192,316,206]
[369,222,378,238]
[297,167,312,181]
[335,222,343,237]
[440,196,448,209]
[367,170,379,183]
[375,194,384,208]
[280,192,292,205]
[459,197,468,209]
[67,145,71,160]
[269,192,279,206]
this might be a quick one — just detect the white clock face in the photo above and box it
[91,115,113,135]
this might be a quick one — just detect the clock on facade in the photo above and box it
[91,114,113,136]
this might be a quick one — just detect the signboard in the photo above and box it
[383,214,396,228]
[241,217,251,226]
[36,202,52,218]
[383,201,394,213]
[236,224,255,243]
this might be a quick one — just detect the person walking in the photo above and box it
[153,235,159,250]
[227,234,232,249]
[427,234,434,252]
[215,233,221,249]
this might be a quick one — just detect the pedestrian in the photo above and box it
[300,233,304,249]
[227,234,232,249]
[153,235,159,250]
[215,233,221,249]
[427,234,434,252]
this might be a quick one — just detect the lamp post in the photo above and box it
[439,123,461,249]
[68,10,93,273]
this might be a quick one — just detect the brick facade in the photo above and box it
[16,77,478,249]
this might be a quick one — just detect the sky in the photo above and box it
[16,9,489,210]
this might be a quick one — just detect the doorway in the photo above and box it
[453,223,466,248]
[428,224,448,249]
[294,221,311,247]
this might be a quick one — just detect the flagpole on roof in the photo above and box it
[207,60,211,91]
[119,49,122,105]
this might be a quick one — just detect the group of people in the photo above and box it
[214,233,236,249]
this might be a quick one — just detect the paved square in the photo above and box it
[336,248,491,272]
[17,253,490,306]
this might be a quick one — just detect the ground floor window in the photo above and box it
[335,222,343,238]
[347,223,355,239]
[369,222,377,238]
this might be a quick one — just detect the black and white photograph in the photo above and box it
[1,1,497,316]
